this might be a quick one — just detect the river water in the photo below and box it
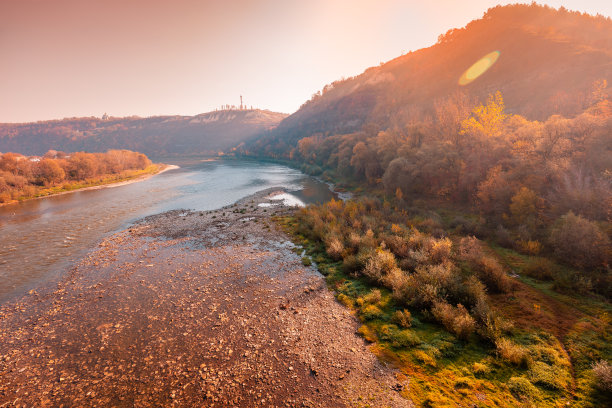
[0,158,335,303]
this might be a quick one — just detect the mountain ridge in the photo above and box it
[257,3,612,150]
[0,109,287,157]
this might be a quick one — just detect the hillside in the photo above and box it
[0,109,287,157]
[252,4,612,149]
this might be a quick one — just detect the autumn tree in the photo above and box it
[36,159,65,185]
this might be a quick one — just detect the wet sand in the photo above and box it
[0,189,413,407]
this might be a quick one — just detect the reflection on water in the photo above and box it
[0,158,335,303]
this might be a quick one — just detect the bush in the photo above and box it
[325,236,344,260]
[392,309,412,328]
[472,362,489,376]
[592,360,612,393]
[518,240,542,255]
[496,338,532,367]
[389,329,422,348]
[522,258,556,281]
[301,256,312,266]
[473,256,512,293]
[426,237,453,264]
[341,254,361,274]
[432,301,476,340]
[363,248,397,283]
[382,234,410,258]
[458,236,483,262]
[336,293,354,308]
[507,376,540,401]
[363,289,382,304]
[549,211,610,269]
[386,268,410,299]
[360,304,384,321]
[398,263,454,308]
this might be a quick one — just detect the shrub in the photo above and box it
[507,376,540,401]
[522,258,556,281]
[301,256,312,266]
[347,232,362,250]
[392,309,412,328]
[549,211,610,269]
[472,298,514,341]
[360,304,384,321]
[389,329,422,348]
[458,236,484,262]
[472,362,489,376]
[385,268,410,299]
[399,263,455,308]
[592,360,612,393]
[457,275,487,308]
[362,248,397,283]
[496,338,532,367]
[473,256,512,293]
[325,236,344,260]
[363,289,382,304]
[432,301,476,340]
[382,234,410,258]
[426,237,453,264]
[518,240,542,255]
[341,254,361,274]
[336,293,354,308]
[357,324,377,342]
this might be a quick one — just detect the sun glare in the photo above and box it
[458,51,500,86]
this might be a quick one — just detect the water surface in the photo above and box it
[0,158,335,303]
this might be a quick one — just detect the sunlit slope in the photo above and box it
[0,109,287,156]
[271,4,612,143]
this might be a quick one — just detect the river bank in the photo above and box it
[0,188,413,407]
[0,163,177,208]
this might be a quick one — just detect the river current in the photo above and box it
[0,158,335,303]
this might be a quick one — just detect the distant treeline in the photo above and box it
[0,110,286,157]
[239,89,612,294]
[0,149,152,203]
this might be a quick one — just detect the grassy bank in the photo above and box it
[276,199,611,407]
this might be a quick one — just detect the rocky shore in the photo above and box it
[0,189,413,407]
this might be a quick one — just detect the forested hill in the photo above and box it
[0,109,287,157]
[248,3,612,151]
[234,3,611,290]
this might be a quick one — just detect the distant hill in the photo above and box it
[0,109,287,157]
[258,4,612,148]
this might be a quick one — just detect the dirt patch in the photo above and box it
[0,189,413,407]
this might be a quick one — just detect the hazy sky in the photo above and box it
[1,0,611,122]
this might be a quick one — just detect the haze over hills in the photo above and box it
[249,4,612,150]
[0,109,287,157]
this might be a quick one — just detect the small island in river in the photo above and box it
[0,149,168,206]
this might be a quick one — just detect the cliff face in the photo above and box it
[0,109,287,156]
[268,4,612,145]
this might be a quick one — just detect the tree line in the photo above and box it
[239,86,611,297]
[0,149,152,203]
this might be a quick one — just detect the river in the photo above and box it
[0,158,336,303]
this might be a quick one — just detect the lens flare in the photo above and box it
[458,51,500,86]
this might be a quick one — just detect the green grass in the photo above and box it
[277,215,612,408]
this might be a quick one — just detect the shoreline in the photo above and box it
[0,187,412,407]
[0,163,179,208]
